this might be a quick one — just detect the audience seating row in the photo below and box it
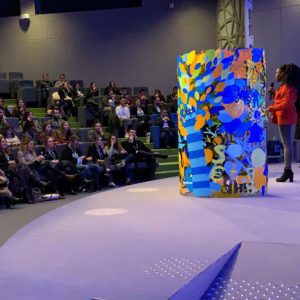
[0,71,150,107]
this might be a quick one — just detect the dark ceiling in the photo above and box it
[35,0,142,15]
[0,1,142,18]
[0,0,20,18]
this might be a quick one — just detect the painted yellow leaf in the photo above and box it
[204,148,213,164]
[215,82,225,92]
[186,50,196,65]
[189,97,197,108]
[206,86,212,94]
[200,94,206,101]
[195,115,205,130]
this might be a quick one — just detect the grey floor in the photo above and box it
[0,193,83,246]
[1,164,300,299]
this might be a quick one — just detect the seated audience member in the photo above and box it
[104,90,118,108]
[72,81,85,98]
[43,136,78,195]
[21,111,41,132]
[136,89,149,114]
[152,89,166,103]
[6,126,20,147]
[156,108,178,148]
[87,120,105,142]
[166,86,178,113]
[137,88,150,103]
[0,136,40,203]
[166,86,178,103]
[23,121,40,145]
[121,128,162,182]
[0,107,10,136]
[104,80,120,96]
[12,98,27,121]
[38,74,53,107]
[17,138,64,199]
[130,98,149,137]
[0,97,11,117]
[0,168,19,207]
[87,136,116,188]
[55,121,73,144]
[85,81,103,122]
[54,73,71,88]
[102,90,118,127]
[58,82,74,117]
[115,97,138,137]
[71,81,85,108]
[105,134,127,165]
[50,107,64,130]
[105,134,131,184]
[120,87,132,105]
[148,95,163,115]
[61,135,102,192]
[39,122,55,146]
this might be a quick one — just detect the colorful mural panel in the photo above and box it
[178,48,267,197]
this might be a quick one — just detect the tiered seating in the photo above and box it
[154,148,179,179]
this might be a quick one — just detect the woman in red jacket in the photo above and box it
[267,64,300,182]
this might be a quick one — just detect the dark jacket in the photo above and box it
[85,89,100,106]
[121,139,151,156]
[61,145,85,166]
[58,88,72,100]
[156,116,175,129]
[87,144,107,163]
[0,150,14,172]
[44,148,60,161]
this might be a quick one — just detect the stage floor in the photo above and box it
[0,163,300,300]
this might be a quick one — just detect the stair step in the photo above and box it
[30,108,45,113]
[5,99,16,105]
[118,137,147,143]
[157,161,179,172]
[155,170,179,179]
[153,148,178,155]
[69,122,81,128]
[68,117,77,122]
[33,113,46,118]
[157,154,178,163]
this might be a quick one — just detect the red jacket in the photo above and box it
[269,84,298,125]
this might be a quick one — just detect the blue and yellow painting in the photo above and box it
[177,48,267,197]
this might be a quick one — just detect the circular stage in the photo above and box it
[0,164,300,299]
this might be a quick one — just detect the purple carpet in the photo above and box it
[0,163,300,300]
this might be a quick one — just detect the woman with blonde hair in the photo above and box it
[39,121,55,145]
[55,121,73,144]
[0,136,40,203]
[17,138,64,198]
[105,134,133,184]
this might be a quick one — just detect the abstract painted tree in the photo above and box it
[177,48,267,197]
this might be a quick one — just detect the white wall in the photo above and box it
[252,0,300,147]
[0,0,217,95]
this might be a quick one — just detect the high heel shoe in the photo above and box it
[276,169,294,182]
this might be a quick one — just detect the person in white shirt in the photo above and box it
[115,97,137,137]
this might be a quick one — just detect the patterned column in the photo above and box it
[178,48,267,197]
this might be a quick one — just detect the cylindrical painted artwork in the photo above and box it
[177,48,267,197]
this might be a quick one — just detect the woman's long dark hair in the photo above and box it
[279,63,300,94]
[0,136,11,155]
[280,63,300,111]
[107,135,123,152]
